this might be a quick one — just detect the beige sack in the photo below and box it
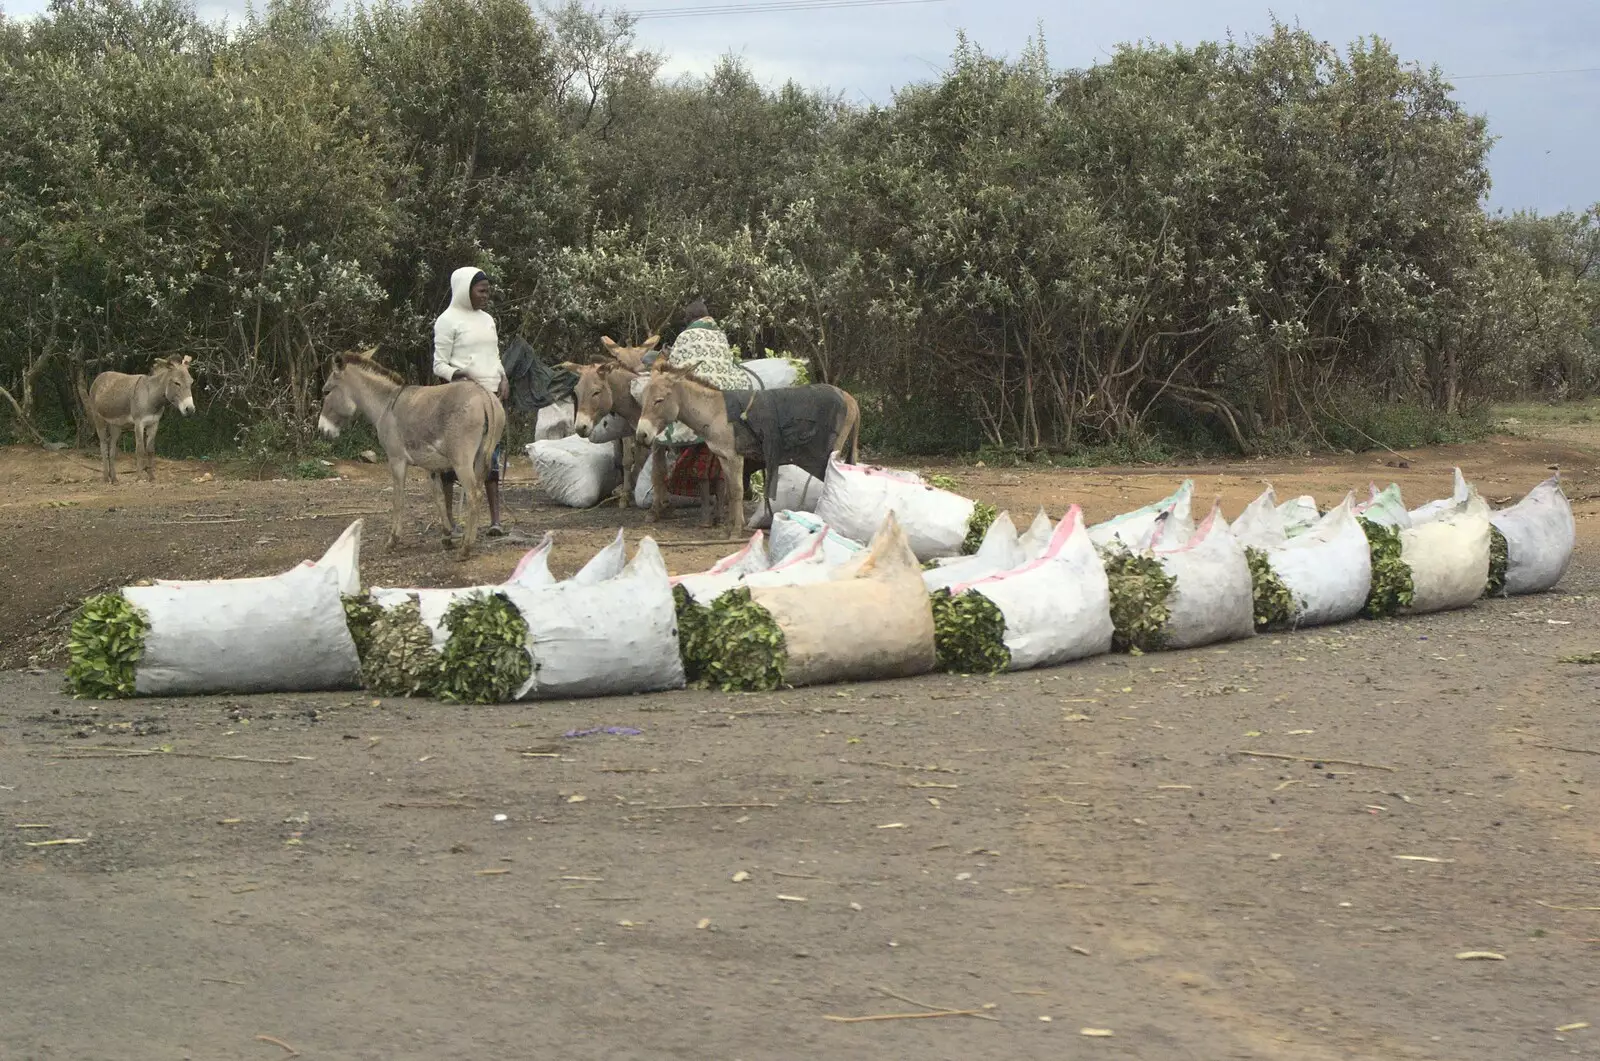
[750,513,936,688]
[1400,494,1491,615]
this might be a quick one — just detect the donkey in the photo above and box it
[559,358,669,514]
[634,363,861,529]
[317,348,505,560]
[87,355,196,483]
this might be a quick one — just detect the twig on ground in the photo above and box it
[253,1034,300,1057]
[1232,750,1394,772]
[1536,743,1600,757]
[874,985,1000,1022]
[43,749,295,765]
[159,518,246,525]
[644,802,778,811]
[1536,900,1600,912]
[202,978,246,985]
[381,801,478,809]
[824,1010,986,1023]
[845,760,960,773]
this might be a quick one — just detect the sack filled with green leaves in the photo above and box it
[1488,474,1575,595]
[1485,525,1509,597]
[693,587,788,691]
[1100,546,1176,653]
[962,502,998,555]
[1231,495,1371,630]
[436,591,533,703]
[729,512,936,688]
[1358,517,1414,618]
[65,593,149,699]
[458,536,684,701]
[79,561,363,697]
[362,596,443,698]
[674,584,719,685]
[343,594,382,660]
[936,505,1114,672]
[1244,547,1294,631]
[929,588,1010,674]
[1143,503,1255,649]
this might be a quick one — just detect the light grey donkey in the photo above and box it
[87,355,197,483]
[317,348,506,561]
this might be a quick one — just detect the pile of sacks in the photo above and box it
[526,356,819,510]
[63,465,1575,701]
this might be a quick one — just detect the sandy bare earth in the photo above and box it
[2,431,1598,1061]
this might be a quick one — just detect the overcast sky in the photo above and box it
[5,0,1595,212]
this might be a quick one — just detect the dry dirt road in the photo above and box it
[2,432,1599,1061]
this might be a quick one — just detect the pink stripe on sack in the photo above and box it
[952,506,1082,595]
[768,525,828,570]
[1153,500,1220,554]
[508,539,552,582]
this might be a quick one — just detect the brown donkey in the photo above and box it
[559,357,672,516]
[87,355,197,483]
[634,364,861,529]
[317,349,505,560]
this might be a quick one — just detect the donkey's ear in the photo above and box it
[642,335,661,351]
[181,354,193,366]
[599,336,618,351]
[332,353,347,370]
[557,361,584,374]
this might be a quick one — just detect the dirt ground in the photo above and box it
[3,430,1599,1060]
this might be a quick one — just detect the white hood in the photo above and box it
[448,266,484,312]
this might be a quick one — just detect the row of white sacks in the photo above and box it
[105,461,1573,698]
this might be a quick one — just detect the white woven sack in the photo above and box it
[813,453,975,561]
[125,562,361,696]
[502,538,685,700]
[528,436,621,508]
[1491,474,1576,595]
[1150,502,1255,650]
[951,504,1113,670]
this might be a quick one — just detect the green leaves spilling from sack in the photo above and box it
[65,593,149,700]
[1244,547,1295,631]
[1485,525,1508,597]
[1358,518,1414,618]
[1101,548,1176,654]
[748,470,765,497]
[342,594,382,659]
[362,597,442,698]
[682,587,787,692]
[437,592,532,703]
[929,588,1010,674]
[962,501,998,555]
[673,584,717,685]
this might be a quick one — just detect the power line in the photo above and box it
[629,0,946,20]
[1447,66,1600,81]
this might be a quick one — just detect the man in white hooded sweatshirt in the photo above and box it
[434,266,510,536]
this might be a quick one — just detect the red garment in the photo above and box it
[668,444,723,496]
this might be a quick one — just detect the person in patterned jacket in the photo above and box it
[654,299,750,497]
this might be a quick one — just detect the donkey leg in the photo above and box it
[131,422,147,483]
[143,416,161,481]
[99,423,116,484]
[427,473,452,542]
[387,461,408,550]
[719,454,745,530]
[456,467,481,562]
[647,445,668,523]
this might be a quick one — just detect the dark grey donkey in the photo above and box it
[87,355,197,483]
